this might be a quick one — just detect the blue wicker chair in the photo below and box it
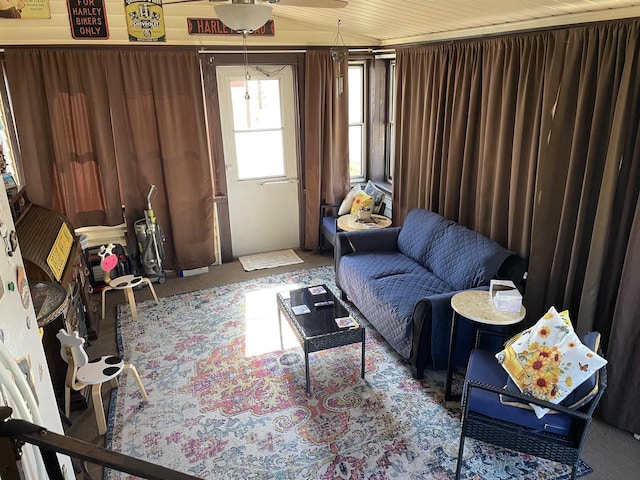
[455,344,607,480]
[318,203,341,254]
[319,200,387,254]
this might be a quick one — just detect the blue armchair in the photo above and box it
[319,200,387,254]
[318,203,341,254]
[455,344,607,480]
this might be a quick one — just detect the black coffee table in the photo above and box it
[276,284,365,395]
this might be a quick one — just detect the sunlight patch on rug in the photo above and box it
[238,249,303,271]
[106,266,591,479]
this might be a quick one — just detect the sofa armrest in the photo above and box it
[496,253,528,292]
[411,290,461,376]
[411,286,490,376]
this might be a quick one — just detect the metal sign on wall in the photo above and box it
[187,18,275,36]
[125,0,166,42]
[0,0,50,19]
[67,0,109,39]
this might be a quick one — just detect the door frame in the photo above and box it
[216,64,300,256]
[200,52,306,263]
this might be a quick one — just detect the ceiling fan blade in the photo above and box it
[163,0,227,5]
[162,0,348,7]
[272,0,348,8]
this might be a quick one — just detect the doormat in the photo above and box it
[238,249,303,271]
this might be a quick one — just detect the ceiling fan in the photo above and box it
[163,0,348,32]
[164,0,348,8]
[163,0,348,33]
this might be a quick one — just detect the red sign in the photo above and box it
[187,18,275,36]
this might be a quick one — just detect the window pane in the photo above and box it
[388,126,395,180]
[349,125,363,178]
[230,79,282,131]
[389,62,396,120]
[235,131,284,179]
[386,61,396,181]
[348,66,363,123]
[0,92,19,185]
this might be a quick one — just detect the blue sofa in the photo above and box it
[335,208,527,379]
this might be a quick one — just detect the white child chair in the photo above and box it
[56,328,149,435]
[99,243,160,321]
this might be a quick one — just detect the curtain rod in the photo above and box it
[199,49,306,54]
[0,47,393,55]
[198,48,395,54]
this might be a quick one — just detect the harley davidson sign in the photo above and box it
[187,17,275,36]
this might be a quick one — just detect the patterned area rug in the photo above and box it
[105,266,592,479]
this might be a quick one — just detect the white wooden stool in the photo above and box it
[56,328,149,435]
[99,244,160,321]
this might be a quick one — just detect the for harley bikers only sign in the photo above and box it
[67,0,109,39]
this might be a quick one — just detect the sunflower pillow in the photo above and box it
[502,309,573,348]
[495,306,607,418]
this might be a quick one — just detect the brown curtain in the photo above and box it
[303,49,349,251]
[601,193,640,434]
[394,36,546,257]
[4,49,122,227]
[4,48,215,271]
[104,50,215,271]
[529,24,640,335]
[394,19,640,432]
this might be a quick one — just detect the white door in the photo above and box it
[216,65,300,257]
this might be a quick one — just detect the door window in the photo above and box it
[229,78,285,180]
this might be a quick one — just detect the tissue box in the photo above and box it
[490,280,522,313]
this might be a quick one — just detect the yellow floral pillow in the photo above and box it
[350,191,373,214]
[503,309,572,348]
[495,306,607,418]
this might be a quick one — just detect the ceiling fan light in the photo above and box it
[214,4,273,32]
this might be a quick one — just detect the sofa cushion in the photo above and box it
[466,349,572,435]
[338,251,453,359]
[428,223,513,291]
[397,209,454,268]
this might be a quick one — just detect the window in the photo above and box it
[229,77,286,180]
[0,70,20,188]
[386,61,396,182]
[348,63,365,181]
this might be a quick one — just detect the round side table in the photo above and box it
[444,289,525,403]
[337,213,392,232]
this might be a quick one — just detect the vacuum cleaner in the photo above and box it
[134,184,166,284]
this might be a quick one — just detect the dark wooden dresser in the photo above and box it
[12,188,96,410]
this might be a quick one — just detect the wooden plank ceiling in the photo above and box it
[0,0,639,47]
